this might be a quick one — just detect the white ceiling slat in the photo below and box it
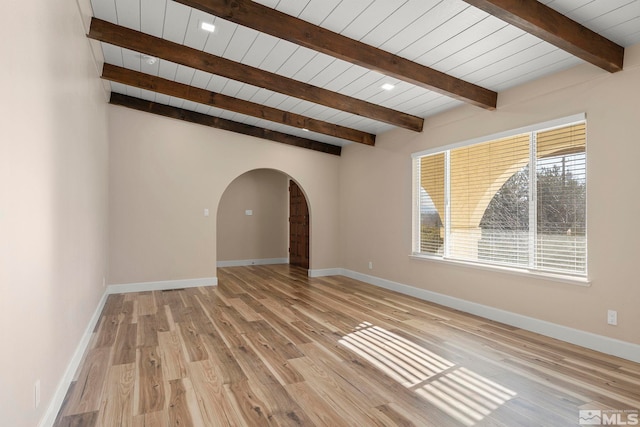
[343,0,408,42]
[222,26,260,63]
[195,104,210,114]
[240,33,280,68]
[420,16,507,69]
[469,43,569,88]
[101,44,124,67]
[301,105,336,121]
[586,2,640,39]
[339,71,386,98]
[392,91,440,112]
[181,100,199,111]
[450,32,538,84]
[114,0,140,30]
[169,97,185,109]
[162,1,192,44]
[234,85,261,102]
[323,65,370,92]
[378,85,424,107]
[384,2,471,60]
[432,17,509,72]
[183,9,216,50]
[603,18,640,46]
[218,79,246,99]
[261,92,292,109]
[321,0,376,34]
[174,65,196,85]
[441,25,527,79]
[356,81,403,103]
[357,0,440,47]
[125,85,143,100]
[140,0,166,37]
[291,53,335,83]
[257,40,299,73]
[417,99,462,118]
[276,97,304,112]
[248,88,276,105]
[203,18,236,57]
[298,0,342,25]
[154,93,171,105]
[205,75,231,94]
[273,47,318,78]
[158,60,179,81]
[409,10,490,66]
[274,0,312,18]
[121,48,142,72]
[562,0,633,24]
[139,89,157,102]
[91,0,118,24]
[190,70,214,90]
[139,56,160,76]
[306,60,353,88]
[109,82,128,95]
[482,50,579,91]
[252,0,279,8]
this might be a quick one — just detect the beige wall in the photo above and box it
[217,169,289,262]
[340,43,640,345]
[0,0,109,425]
[108,107,340,284]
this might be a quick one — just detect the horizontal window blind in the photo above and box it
[413,119,587,277]
[536,123,586,274]
[418,153,445,255]
[450,134,530,266]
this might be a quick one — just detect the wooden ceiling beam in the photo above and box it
[88,18,423,132]
[461,0,624,73]
[109,93,342,156]
[102,64,374,145]
[175,0,498,110]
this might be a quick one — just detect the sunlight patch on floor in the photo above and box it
[339,322,516,426]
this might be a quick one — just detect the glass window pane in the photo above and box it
[449,134,530,266]
[536,123,587,274]
[419,154,445,254]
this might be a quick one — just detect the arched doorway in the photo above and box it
[216,169,312,270]
[289,180,310,269]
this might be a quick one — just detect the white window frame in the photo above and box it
[411,114,589,285]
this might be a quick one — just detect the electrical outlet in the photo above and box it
[368,261,373,270]
[34,380,40,409]
[607,310,618,326]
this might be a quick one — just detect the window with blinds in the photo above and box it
[413,118,587,277]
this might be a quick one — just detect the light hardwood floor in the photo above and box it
[53,265,640,426]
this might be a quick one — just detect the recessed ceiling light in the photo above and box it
[141,55,157,65]
[381,83,395,91]
[200,21,215,32]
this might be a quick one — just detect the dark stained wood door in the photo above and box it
[289,181,309,269]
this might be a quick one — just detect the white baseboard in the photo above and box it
[308,268,343,277]
[336,268,640,364]
[107,276,218,294]
[217,258,288,268]
[39,291,109,427]
[39,275,218,426]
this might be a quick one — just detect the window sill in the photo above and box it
[409,254,591,287]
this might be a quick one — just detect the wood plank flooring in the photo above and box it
[54,265,640,426]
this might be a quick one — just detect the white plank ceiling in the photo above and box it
[91,0,640,147]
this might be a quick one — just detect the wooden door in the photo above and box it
[289,181,310,269]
